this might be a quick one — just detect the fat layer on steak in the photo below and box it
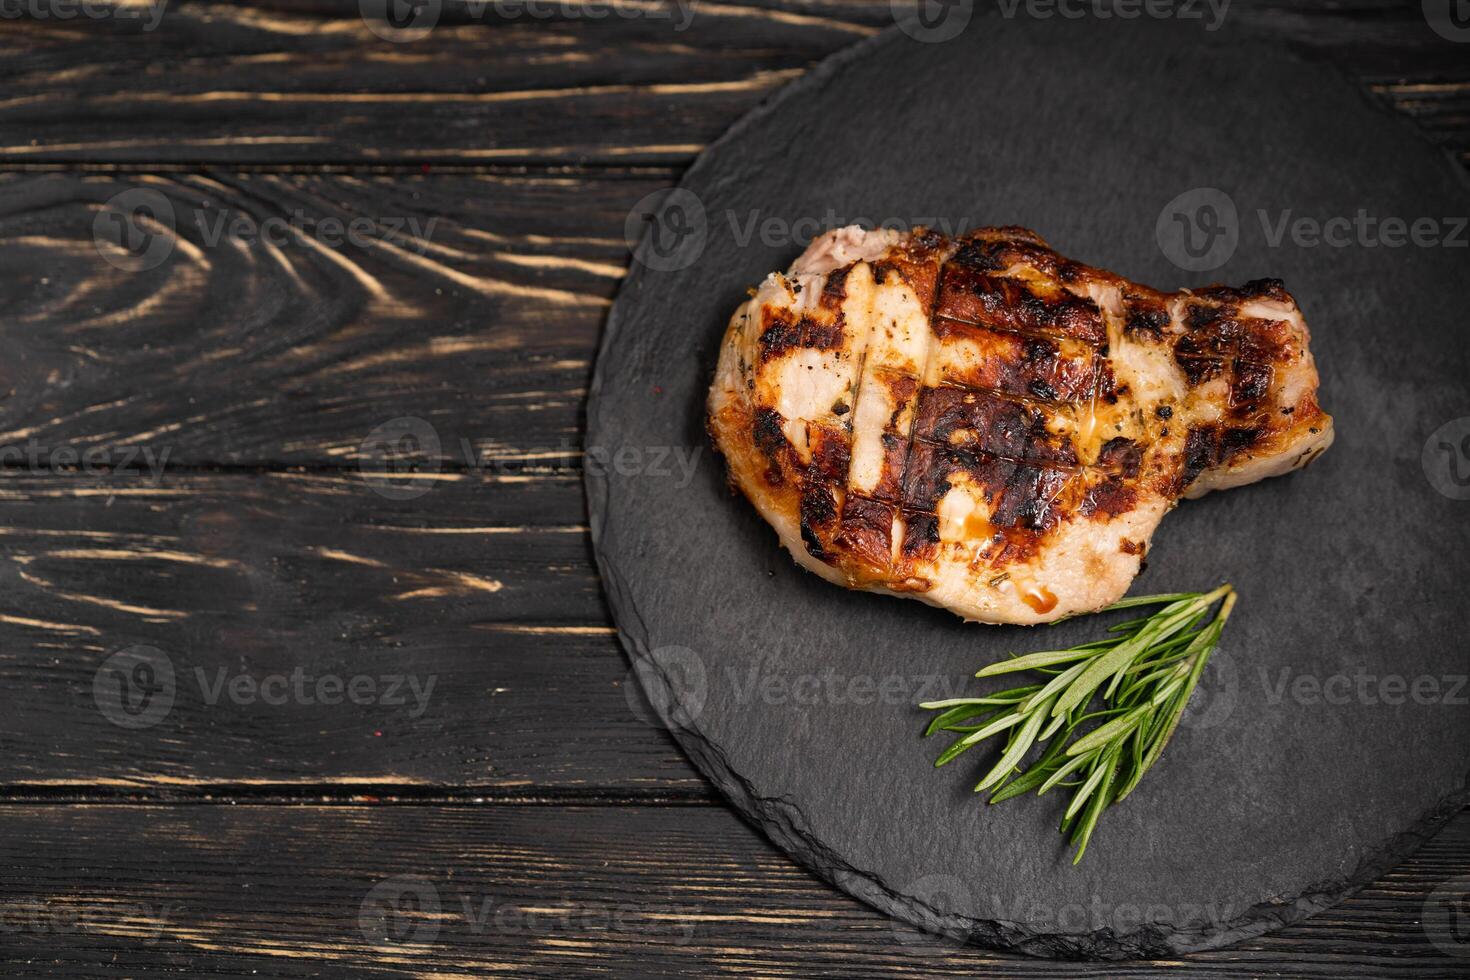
[707,225,1334,624]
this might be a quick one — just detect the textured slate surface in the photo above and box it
[587,12,1470,959]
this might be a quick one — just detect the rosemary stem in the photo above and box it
[920,584,1238,863]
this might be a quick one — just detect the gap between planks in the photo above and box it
[0,162,684,176]
[0,784,719,806]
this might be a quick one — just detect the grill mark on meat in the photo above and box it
[710,225,1332,623]
[1081,473,1136,518]
[1180,424,1219,489]
[900,442,1071,534]
[821,265,850,307]
[799,313,847,351]
[936,267,1106,345]
[758,307,801,362]
[931,316,1101,402]
[752,407,790,485]
[885,374,918,420]
[871,432,909,502]
[1238,318,1295,364]
[803,258,879,564]
[1221,425,1263,457]
[899,510,940,561]
[1191,278,1291,306]
[913,386,1079,467]
[799,480,839,563]
[989,461,1072,532]
[1230,359,1273,411]
[1176,355,1226,387]
[807,422,851,483]
[1096,436,1143,477]
[796,268,853,352]
[834,494,894,574]
[1123,300,1170,340]
[1178,423,1267,493]
[888,248,949,555]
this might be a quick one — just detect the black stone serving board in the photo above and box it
[586,11,1470,959]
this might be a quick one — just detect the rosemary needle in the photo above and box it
[919,586,1237,864]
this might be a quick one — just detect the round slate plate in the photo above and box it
[586,13,1470,959]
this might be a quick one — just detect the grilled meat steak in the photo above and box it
[707,225,1333,624]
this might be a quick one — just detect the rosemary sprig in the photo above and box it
[920,586,1237,863]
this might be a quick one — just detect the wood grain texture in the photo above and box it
[0,470,721,790]
[1,1,1468,973]
[0,1,1466,168]
[0,802,1466,977]
[0,0,881,166]
[0,171,652,466]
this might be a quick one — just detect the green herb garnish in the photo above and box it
[920,585,1237,864]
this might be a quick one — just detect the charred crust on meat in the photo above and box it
[834,495,894,573]
[932,318,1099,402]
[1190,278,1290,306]
[821,265,850,308]
[799,481,839,563]
[913,387,1078,467]
[1185,302,1227,333]
[1096,437,1142,478]
[884,373,919,407]
[798,313,847,351]
[1081,478,1135,518]
[936,270,1106,346]
[1229,359,1273,411]
[992,463,1071,531]
[899,511,941,559]
[1177,356,1226,387]
[752,407,789,485]
[758,307,801,362]
[900,437,1069,539]
[947,237,1008,273]
[1124,302,1170,340]
[709,226,1331,622]
[872,432,909,502]
[1221,426,1263,457]
[1180,425,1220,489]
[806,423,851,483]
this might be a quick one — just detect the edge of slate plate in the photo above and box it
[586,16,1470,959]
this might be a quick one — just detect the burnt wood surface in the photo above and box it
[0,0,1467,974]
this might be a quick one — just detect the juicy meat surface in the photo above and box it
[707,226,1334,624]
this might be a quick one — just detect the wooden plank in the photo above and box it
[0,801,1465,977]
[0,470,711,790]
[0,2,1466,167]
[0,0,883,166]
[0,170,653,466]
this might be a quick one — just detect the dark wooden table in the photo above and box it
[1,1,1466,975]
